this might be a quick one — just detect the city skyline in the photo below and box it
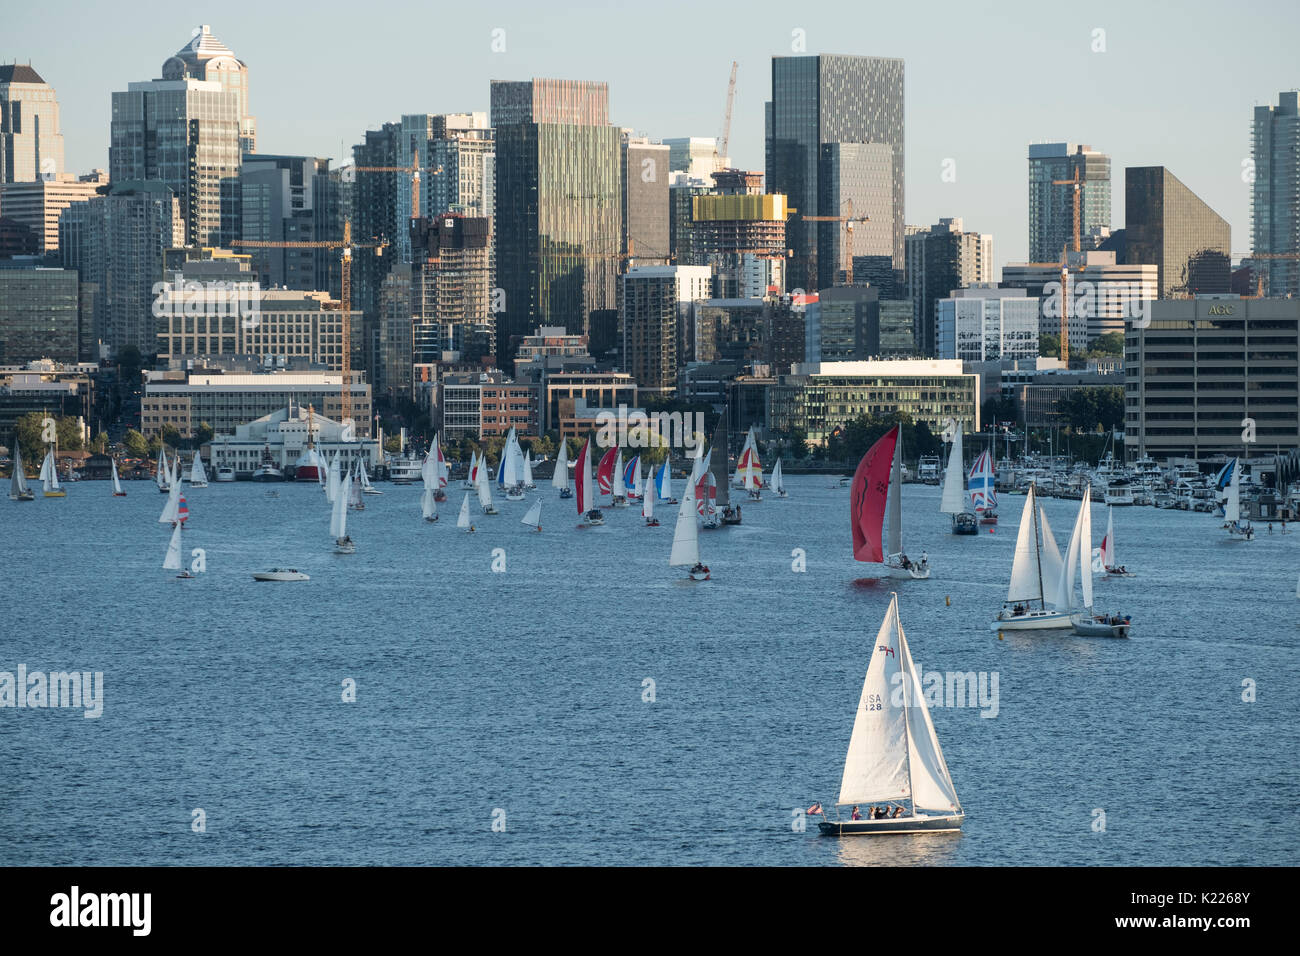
[5,0,1298,270]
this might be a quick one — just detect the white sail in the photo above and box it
[502,428,521,486]
[1057,487,1089,613]
[613,449,625,497]
[657,457,673,501]
[458,492,471,529]
[669,474,701,567]
[358,457,372,489]
[476,461,493,511]
[837,596,911,806]
[886,433,903,556]
[522,499,542,528]
[349,469,363,507]
[1225,458,1241,523]
[159,470,181,524]
[1039,506,1064,608]
[326,453,341,502]
[1079,489,1094,610]
[156,446,168,491]
[642,481,655,519]
[11,444,31,496]
[189,452,208,484]
[421,486,436,519]
[39,449,52,485]
[939,424,966,514]
[163,523,184,571]
[421,447,436,488]
[771,458,784,495]
[633,458,643,497]
[111,458,123,494]
[1006,486,1043,603]
[899,622,962,814]
[523,451,534,488]
[552,441,569,490]
[331,469,349,538]
[1096,507,1116,571]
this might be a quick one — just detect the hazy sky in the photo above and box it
[6,0,1299,268]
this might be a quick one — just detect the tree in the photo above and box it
[1057,386,1124,432]
[981,395,1018,429]
[147,433,162,455]
[123,429,149,459]
[195,421,215,445]
[160,424,181,449]
[786,426,809,460]
[383,435,402,453]
[1039,334,1060,358]
[1088,332,1124,356]
[89,432,109,455]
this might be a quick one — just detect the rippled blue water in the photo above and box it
[2,475,1297,866]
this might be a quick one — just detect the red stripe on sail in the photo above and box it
[850,425,898,563]
[596,448,617,495]
[577,439,590,515]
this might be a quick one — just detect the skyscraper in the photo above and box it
[905,219,993,356]
[767,55,905,291]
[620,265,711,395]
[0,64,64,183]
[621,134,671,264]
[818,142,893,288]
[1027,143,1111,264]
[111,29,244,247]
[492,78,621,363]
[1252,92,1300,296]
[1125,166,1231,299]
[239,155,333,291]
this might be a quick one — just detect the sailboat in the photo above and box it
[176,494,189,525]
[968,449,997,524]
[324,452,341,503]
[1060,487,1131,638]
[1222,457,1254,540]
[10,444,35,501]
[188,451,208,488]
[815,594,964,836]
[611,449,629,507]
[654,457,676,504]
[1093,506,1134,576]
[111,457,127,496]
[331,466,355,553]
[476,455,498,514]
[669,454,709,580]
[348,467,365,510]
[163,522,194,579]
[431,433,448,501]
[159,461,183,525]
[940,424,977,535]
[737,426,763,500]
[623,454,642,501]
[523,450,536,490]
[421,484,439,522]
[553,440,573,499]
[40,446,66,498]
[465,450,479,490]
[156,446,170,493]
[771,458,788,498]
[990,484,1071,629]
[711,412,740,525]
[358,457,381,495]
[850,426,930,579]
[642,474,659,526]
[522,498,542,532]
[458,492,474,532]
[697,468,719,529]
[576,437,603,526]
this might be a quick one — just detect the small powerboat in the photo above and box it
[252,568,310,582]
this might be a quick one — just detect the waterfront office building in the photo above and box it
[1125,166,1231,299]
[1251,92,1300,296]
[492,79,621,362]
[0,63,65,183]
[767,54,905,290]
[935,285,1039,363]
[768,358,979,444]
[1002,251,1157,348]
[0,262,87,364]
[1027,143,1111,264]
[439,371,542,440]
[0,173,107,254]
[1125,296,1300,461]
[206,404,379,478]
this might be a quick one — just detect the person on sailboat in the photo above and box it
[850,806,861,821]
[690,562,710,577]
[807,802,823,817]
[920,550,929,570]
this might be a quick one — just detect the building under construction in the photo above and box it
[691,173,788,298]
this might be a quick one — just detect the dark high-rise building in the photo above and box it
[0,261,85,364]
[492,79,621,363]
[1125,166,1231,299]
[239,154,333,291]
[905,219,993,356]
[351,122,401,387]
[1251,92,1300,296]
[817,142,893,290]
[768,55,905,291]
[621,135,670,264]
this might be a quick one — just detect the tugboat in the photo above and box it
[251,445,284,482]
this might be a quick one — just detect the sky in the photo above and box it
[6,0,1300,270]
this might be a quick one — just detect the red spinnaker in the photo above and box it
[596,447,617,495]
[850,425,899,563]
[577,439,590,515]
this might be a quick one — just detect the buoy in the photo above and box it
[998,631,1004,641]
[945,595,951,607]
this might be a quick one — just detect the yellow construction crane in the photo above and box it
[353,162,442,221]
[713,61,738,172]
[232,219,388,426]
[1051,170,1084,361]
[803,199,870,284]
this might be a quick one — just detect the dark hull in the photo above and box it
[818,814,963,836]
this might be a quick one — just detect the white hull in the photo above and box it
[990,609,1073,631]
[252,570,309,582]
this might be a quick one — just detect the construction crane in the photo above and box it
[1051,169,1085,362]
[232,219,388,427]
[353,161,442,221]
[802,200,870,285]
[713,61,738,172]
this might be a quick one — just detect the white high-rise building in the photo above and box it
[935,284,1039,362]
[0,64,65,183]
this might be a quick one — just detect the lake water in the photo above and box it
[2,475,1297,866]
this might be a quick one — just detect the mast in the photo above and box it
[897,598,916,814]
[888,428,903,556]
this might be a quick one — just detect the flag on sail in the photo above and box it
[850,426,899,563]
[968,450,996,514]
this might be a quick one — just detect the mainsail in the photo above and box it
[710,412,729,507]
[669,466,701,567]
[940,424,966,515]
[1006,486,1045,605]
[552,441,570,490]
